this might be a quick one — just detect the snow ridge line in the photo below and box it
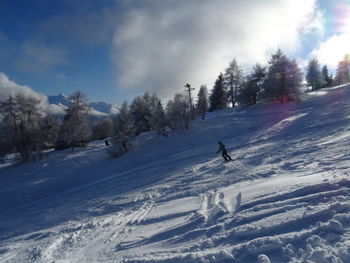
[240,179,350,211]
[119,178,350,262]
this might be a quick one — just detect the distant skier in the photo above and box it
[217,141,233,161]
[105,139,110,146]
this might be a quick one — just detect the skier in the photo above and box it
[217,141,233,161]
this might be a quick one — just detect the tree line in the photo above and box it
[209,50,349,111]
[0,49,349,162]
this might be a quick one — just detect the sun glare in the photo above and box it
[335,3,350,33]
[344,15,350,32]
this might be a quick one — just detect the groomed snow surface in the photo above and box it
[1,85,350,263]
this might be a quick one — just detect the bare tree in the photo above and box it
[224,59,243,107]
[109,101,135,157]
[41,116,60,149]
[196,85,209,119]
[0,95,44,162]
[92,118,113,140]
[130,92,153,135]
[166,93,190,130]
[55,91,90,151]
[149,98,167,136]
[0,96,18,156]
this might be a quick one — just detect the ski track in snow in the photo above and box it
[1,85,350,262]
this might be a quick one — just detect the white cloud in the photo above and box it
[304,9,325,35]
[54,73,67,81]
[0,72,46,105]
[310,33,350,70]
[88,108,108,117]
[0,72,113,116]
[0,72,65,115]
[45,103,66,115]
[15,41,67,73]
[113,0,322,98]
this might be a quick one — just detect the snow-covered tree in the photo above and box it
[0,96,18,156]
[209,73,227,111]
[335,55,350,85]
[196,85,209,119]
[109,102,135,156]
[0,125,10,161]
[16,95,46,161]
[41,116,60,149]
[0,95,44,161]
[166,93,190,130]
[239,64,266,105]
[306,58,323,90]
[55,91,90,151]
[149,98,167,136]
[263,49,303,102]
[224,59,243,107]
[130,92,153,135]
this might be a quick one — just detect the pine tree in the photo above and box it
[306,58,323,90]
[196,85,209,119]
[224,59,243,107]
[239,64,266,105]
[263,49,288,101]
[285,59,303,99]
[55,91,90,151]
[321,65,333,87]
[263,49,303,103]
[335,55,350,85]
[209,73,227,111]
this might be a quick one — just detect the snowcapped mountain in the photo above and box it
[1,85,350,262]
[47,93,71,107]
[48,93,119,117]
[89,101,120,115]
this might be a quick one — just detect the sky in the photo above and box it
[0,0,349,105]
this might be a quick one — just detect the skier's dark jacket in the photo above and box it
[217,141,227,154]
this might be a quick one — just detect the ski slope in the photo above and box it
[1,85,350,262]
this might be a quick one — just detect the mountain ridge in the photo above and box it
[48,93,119,116]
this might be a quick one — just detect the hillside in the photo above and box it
[1,85,350,263]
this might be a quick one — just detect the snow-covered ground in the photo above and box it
[1,85,350,263]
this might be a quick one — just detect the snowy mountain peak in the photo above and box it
[48,93,70,107]
[47,94,119,117]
